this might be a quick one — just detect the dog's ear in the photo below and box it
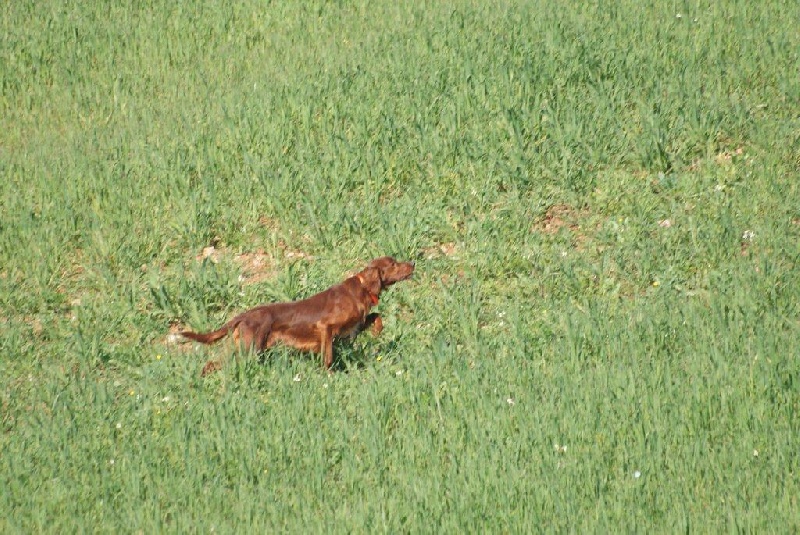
[358,267,382,295]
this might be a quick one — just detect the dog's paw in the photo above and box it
[370,316,384,336]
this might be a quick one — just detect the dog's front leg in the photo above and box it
[320,326,334,370]
[364,313,383,336]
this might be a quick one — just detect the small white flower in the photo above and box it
[323,383,329,389]
[395,370,404,377]
[634,470,642,478]
[658,219,672,228]
[675,13,683,18]
[506,398,515,406]
[714,184,725,192]
[554,443,567,453]
[293,374,302,382]
[742,230,755,241]
[162,396,170,402]
[753,449,759,457]
[560,251,568,258]
[116,422,122,429]
[109,459,115,465]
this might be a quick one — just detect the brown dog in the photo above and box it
[182,256,414,374]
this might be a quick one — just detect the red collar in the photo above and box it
[356,274,380,305]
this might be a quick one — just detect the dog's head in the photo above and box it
[356,256,415,296]
[367,256,415,287]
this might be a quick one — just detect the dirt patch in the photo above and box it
[165,323,185,345]
[164,323,204,355]
[283,249,315,261]
[438,270,466,286]
[531,204,596,251]
[193,245,278,285]
[422,242,459,260]
[532,204,590,235]
[258,216,282,232]
[688,146,745,171]
[715,146,744,165]
[234,250,275,284]
[272,237,316,262]
[25,316,44,336]
[197,245,221,263]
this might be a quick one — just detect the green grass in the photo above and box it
[2,0,799,531]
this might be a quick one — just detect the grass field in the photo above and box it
[2,0,799,531]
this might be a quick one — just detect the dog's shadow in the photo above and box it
[252,335,403,373]
[346,335,404,371]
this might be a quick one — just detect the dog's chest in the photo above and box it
[336,307,369,338]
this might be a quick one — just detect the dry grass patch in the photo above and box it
[532,204,597,251]
[422,242,459,260]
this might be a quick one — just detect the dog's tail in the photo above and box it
[181,319,237,345]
